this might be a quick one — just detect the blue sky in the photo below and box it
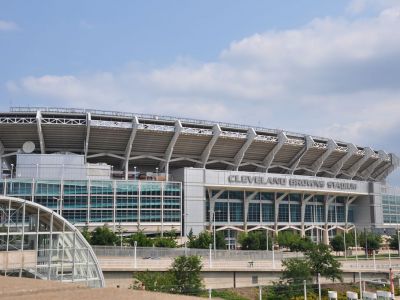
[1,0,400,183]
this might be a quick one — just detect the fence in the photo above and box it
[92,245,303,261]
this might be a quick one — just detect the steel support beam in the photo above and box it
[229,128,257,171]
[36,111,45,154]
[256,131,288,172]
[274,192,288,235]
[84,112,91,162]
[122,117,139,179]
[346,147,374,179]
[300,194,314,237]
[243,191,258,232]
[330,143,357,177]
[159,120,183,179]
[375,153,400,181]
[360,150,387,180]
[323,195,336,245]
[345,196,357,230]
[197,124,221,168]
[208,189,226,230]
[0,140,3,178]
[311,139,337,175]
[288,136,313,174]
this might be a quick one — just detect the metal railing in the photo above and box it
[92,245,302,261]
[9,106,344,144]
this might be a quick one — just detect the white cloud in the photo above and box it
[0,20,19,31]
[7,5,400,154]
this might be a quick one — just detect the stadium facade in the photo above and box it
[0,107,399,247]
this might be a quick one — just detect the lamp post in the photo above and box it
[10,163,14,179]
[397,224,400,257]
[134,166,137,180]
[212,210,221,257]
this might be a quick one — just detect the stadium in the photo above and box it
[0,106,399,249]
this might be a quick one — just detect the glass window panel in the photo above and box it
[229,202,243,222]
[248,203,260,222]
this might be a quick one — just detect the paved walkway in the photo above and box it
[98,255,400,272]
[0,276,205,300]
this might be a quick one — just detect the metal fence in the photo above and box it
[92,245,303,261]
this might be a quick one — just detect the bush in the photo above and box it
[277,231,313,252]
[238,231,272,250]
[132,255,203,295]
[358,231,382,254]
[132,271,175,293]
[170,255,203,295]
[188,230,226,249]
[90,225,119,245]
[126,231,153,247]
[153,236,177,248]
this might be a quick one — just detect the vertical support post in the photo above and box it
[161,181,164,237]
[318,273,321,300]
[397,225,400,257]
[208,288,212,299]
[303,280,307,300]
[20,201,26,278]
[354,227,359,268]
[373,250,376,270]
[259,286,262,300]
[359,272,362,300]
[272,245,275,269]
[134,241,137,269]
[390,267,395,300]
[209,243,212,268]
[213,211,216,258]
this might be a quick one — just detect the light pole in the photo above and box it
[10,163,14,179]
[212,210,221,257]
[119,222,123,249]
[134,166,137,180]
[155,167,159,179]
[397,224,400,257]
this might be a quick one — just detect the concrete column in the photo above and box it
[208,189,224,230]
[243,191,257,232]
[274,193,288,237]
[301,194,313,237]
[323,195,336,245]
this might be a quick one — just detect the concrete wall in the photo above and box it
[103,270,390,289]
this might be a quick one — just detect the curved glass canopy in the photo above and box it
[0,196,105,288]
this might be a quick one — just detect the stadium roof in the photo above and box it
[0,107,398,182]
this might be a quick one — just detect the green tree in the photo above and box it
[238,231,272,250]
[80,225,91,244]
[358,231,382,254]
[132,271,175,293]
[305,243,342,282]
[187,230,226,249]
[153,236,177,248]
[389,233,400,251]
[132,255,203,296]
[170,255,203,295]
[281,257,312,284]
[90,225,119,245]
[188,231,212,249]
[215,231,227,249]
[127,231,153,247]
[330,234,345,253]
[276,231,312,252]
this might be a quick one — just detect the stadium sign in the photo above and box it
[227,175,357,191]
